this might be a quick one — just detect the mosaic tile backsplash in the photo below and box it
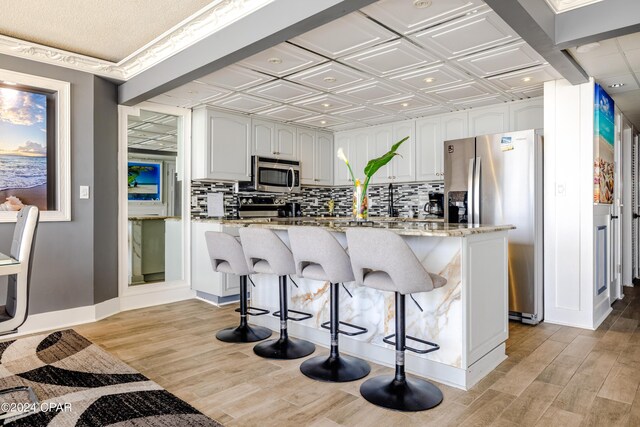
[191,180,444,219]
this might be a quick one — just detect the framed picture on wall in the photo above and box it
[127,160,162,201]
[0,68,70,222]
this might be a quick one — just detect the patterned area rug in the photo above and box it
[0,329,222,426]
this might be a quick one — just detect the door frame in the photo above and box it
[117,102,193,305]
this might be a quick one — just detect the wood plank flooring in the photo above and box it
[74,287,640,427]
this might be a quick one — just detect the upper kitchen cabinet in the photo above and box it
[334,130,368,186]
[368,125,393,184]
[509,98,544,131]
[192,107,251,182]
[299,129,333,185]
[392,121,416,182]
[252,120,298,159]
[441,111,469,141]
[468,104,509,136]
[416,116,443,181]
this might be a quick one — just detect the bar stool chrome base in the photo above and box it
[360,375,443,412]
[253,337,315,359]
[301,354,371,382]
[216,324,272,343]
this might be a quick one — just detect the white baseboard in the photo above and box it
[119,286,195,311]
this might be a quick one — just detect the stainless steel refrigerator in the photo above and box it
[443,129,544,324]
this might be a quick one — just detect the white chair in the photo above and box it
[0,206,39,423]
[0,206,39,335]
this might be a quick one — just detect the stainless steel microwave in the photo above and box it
[240,156,301,193]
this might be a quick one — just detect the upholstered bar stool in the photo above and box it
[239,227,315,359]
[346,228,447,412]
[288,227,371,382]
[205,231,272,343]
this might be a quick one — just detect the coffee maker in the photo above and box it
[424,192,444,218]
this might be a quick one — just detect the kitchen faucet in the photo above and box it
[387,183,410,217]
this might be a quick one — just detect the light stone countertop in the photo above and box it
[193,216,514,237]
[128,216,181,221]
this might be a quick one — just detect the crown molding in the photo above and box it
[544,0,603,13]
[0,0,274,81]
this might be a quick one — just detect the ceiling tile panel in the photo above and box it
[374,93,437,115]
[488,65,562,91]
[411,9,519,59]
[575,52,630,78]
[389,63,472,92]
[431,81,496,102]
[286,62,372,91]
[209,93,278,113]
[196,65,275,91]
[161,81,230,107]
[340,39,438,77]
[362,0,484,35]
[596,74,640,94]
[328,122,370,131]
[290,12,397,58]
[293,94,356,113]
[624,49,640,73]
[452,94,509,108]
[331,106,390,123]
[618,33,640,52]
[456,41,545,77]
[255,105,315,121]
[246,80,321,103]
[508,84,544,99]
[295,114,348,128]
[238,42,327,77]
[335,79,411,104]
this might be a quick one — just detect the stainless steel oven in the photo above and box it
[242,156,301,193]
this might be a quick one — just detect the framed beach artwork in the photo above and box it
[127,160,162,201]
[593,83,615,205]
[0,69,70,222]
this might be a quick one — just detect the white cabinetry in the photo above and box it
[191,222,241,297]
[441,111,469,141]
[192,107,251,181]
[468,104,509,136]
[334,131,369,185]
[392,121,416,182]
[299,129,333,185]
[252,120,298,159]
[416,117,443,181]
[509,98,544,131]
[368,125,393,184]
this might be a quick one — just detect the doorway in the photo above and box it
[118,103,192,306]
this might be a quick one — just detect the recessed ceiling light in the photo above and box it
[320,120,327,124]
[321,103,331,108]
[2,81,17,86]
[522,77,532,83]
[413,0,432,8]
[576,42,601,54]
[423,77,436,83]
[267,57,282,64]
[323,77,337,83]
[608,83,625,88]
[401,103,410,107]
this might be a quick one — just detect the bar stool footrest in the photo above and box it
[382,333,440,354]
[235,306,270,316]
[272,309,312,321]
[321,320,368,336]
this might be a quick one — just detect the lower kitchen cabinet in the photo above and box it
[191,221,240,297]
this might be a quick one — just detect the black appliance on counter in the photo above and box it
[424,192,444,218]
[237,196,287,219]
[283,202,302,218]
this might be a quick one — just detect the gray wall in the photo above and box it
[0,54,119,314]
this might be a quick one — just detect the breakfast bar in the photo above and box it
[217,218,513,390]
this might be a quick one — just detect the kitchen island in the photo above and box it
[197,217,513,389]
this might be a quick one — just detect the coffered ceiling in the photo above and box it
[544,0,603,13]
[128,111,178,152]
[150,0,560,131]
[568,32,640,128]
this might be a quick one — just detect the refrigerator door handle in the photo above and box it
[474,157,481,224]
[468,158,475,223]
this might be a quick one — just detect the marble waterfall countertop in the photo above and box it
[192,216,514,237]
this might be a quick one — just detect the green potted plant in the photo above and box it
[337,136,409,221]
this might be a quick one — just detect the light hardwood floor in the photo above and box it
[75,288,640,427]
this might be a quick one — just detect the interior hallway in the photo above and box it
[75,288,640,427]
